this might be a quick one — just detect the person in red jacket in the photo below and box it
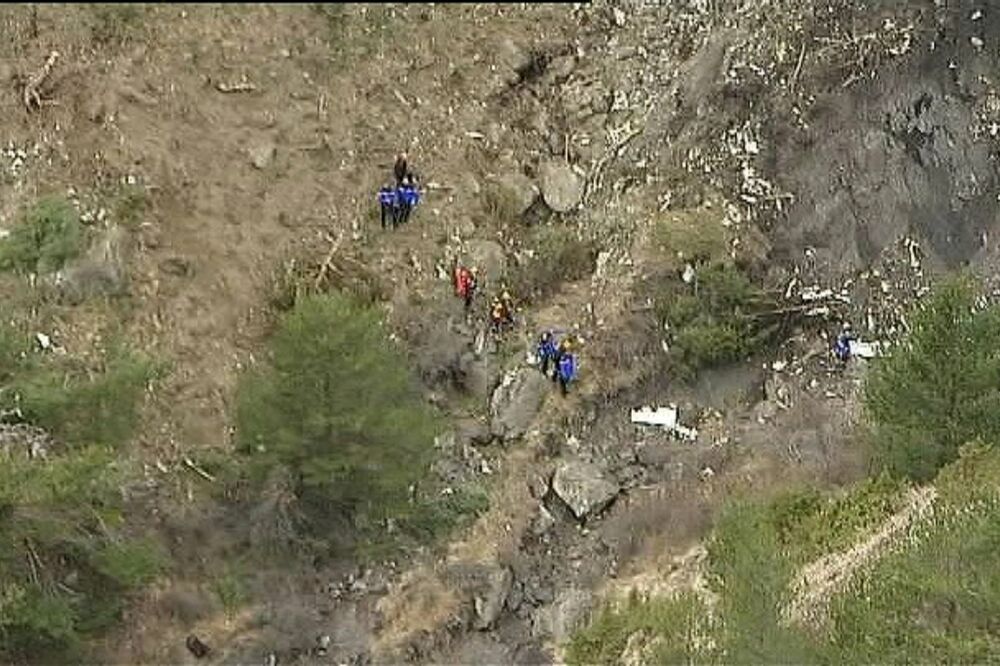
[454,264,477,311]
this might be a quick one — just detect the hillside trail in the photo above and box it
[783,484,938,629]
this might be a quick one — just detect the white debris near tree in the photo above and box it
[848,339,882,359]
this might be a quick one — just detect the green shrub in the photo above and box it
[212,567,247,619]
[658,262,776,378]
[0,197,83,275]
[566,593,706,665]
[236,293,439,550]
[0,446,161,663]
[13,345,160,449]
[864,276,1000,481]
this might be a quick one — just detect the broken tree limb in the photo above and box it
[314,232,345,291]
[22,50,59,111]
[183,456,216,483]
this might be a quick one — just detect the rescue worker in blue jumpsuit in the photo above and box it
[397,176,421,226]
[378,184,399,230]
[833,328,855,364]
[537,331,559,379]
[557,351,577,396]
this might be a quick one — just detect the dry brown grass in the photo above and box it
[373,567,462,656]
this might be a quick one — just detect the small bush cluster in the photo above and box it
[0,197,83,275]
[657,262,777,378]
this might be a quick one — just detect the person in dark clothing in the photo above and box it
[557,352,577,396]
[378,185,399,230]
[537,331,559,378]
[833,330,854,365]
[397,179,421,225]
[394,152,409,186]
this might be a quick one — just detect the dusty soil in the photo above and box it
[2,1,999,664]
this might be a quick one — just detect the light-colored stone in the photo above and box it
[249,140,276,169]
[472,567,513,630]
[552,459,619,520]
[539,161,584,212]
[490,369,551,441]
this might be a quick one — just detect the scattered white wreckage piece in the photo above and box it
[681,263,696,284]
[848,340,882,359]
[35,332,51,350]
[630,405,698,441]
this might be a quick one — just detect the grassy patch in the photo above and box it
[110,184,148,229]
[651,199,731,272]
[768,473,906,566]
[566,593,707,665]
[11,343,162,450]
[0,196,83,275]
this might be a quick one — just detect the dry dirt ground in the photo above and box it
[3,2,1000,664]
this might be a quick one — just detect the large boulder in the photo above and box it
[531,587,593,642]
[58,225,129,304]
[472,566,513,630]
[490,369,551,441]
[539,161,584,213]
[495,172,540,219]
[551,459,619,520]
[463,239,507,288]
[498,38,533,83]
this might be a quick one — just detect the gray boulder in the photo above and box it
[539,161,583,212]
[552,459,619,520]
[490,369,551,441]
[464,239,507,288]
[249,140,276,170]
[472,567,513,630]
[58,225,129,304]
[495,172,540,219]
[498,38,533,81]
[531,587,593,642]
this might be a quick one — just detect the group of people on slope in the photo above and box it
[536,330,578,396]
[454,264,516,334]
[378,153,580,395]
[377,152,422,230]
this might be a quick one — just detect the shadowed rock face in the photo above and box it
[771,3,1000,273]
[774,67,998,272]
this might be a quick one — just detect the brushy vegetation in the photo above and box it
[0,197,84,275]
[0,311,164,662]
[235,293,442,555]
[657,262,779,379]
[865,275,1000,481]
[12,344,162,450]
[509,225,598,304]
[0,447,167,663]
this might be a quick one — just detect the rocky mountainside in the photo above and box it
[0,2,998,665]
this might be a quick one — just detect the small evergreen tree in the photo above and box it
[236,293,438,534]
[864,276,1000,481]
